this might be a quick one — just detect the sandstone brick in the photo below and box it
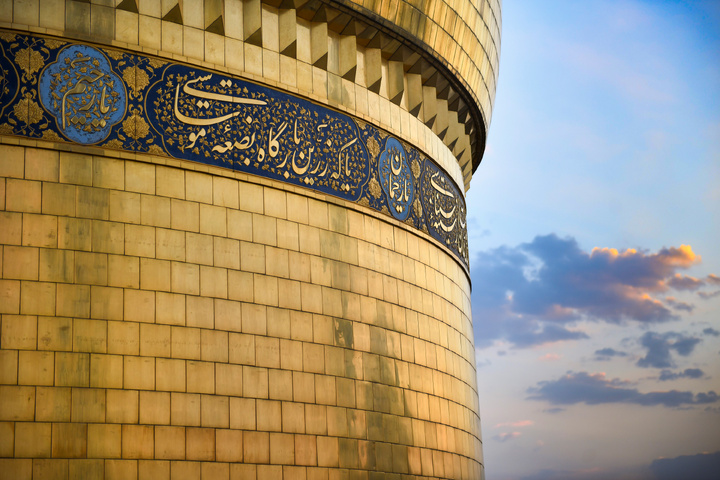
[154,426,185,460]
[139,391,170,425]
[15,422,51,458]
[72,318,106,353]
[186,427,215,461]
[20,281,55,316]
[186,361,214,394]
[87,424,122,458]
[105,459,138,480]
[35,387,72,422]
[18,350,53,386]
[55,352,90,387]
[171,393,201,427]
[107,321,139,355]
[216,429,242,462]
[124,356,155,390]
[70,387,106,423]
[156,358,186,393]
[1,246,36,283]
[0,350,17,385]
[108,255,139,289]
[0,385,35,421]
[90,353,123,389]
[56,283,90,318]
[58,217,92,251]
[122,425,154,459]
[107,389,139,424]
[201,394,229,428]
[6,179,41,213]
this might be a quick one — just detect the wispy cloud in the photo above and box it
[527,371,718,408]
[698,290,720,300]
[494,420,534,428]
[636,331,702,368]
[667,274,704,290]
[471,234,704,348]
[594,347,628,360]
[664,297,694,312]
[493,431,522,442]
[658,368,704,381]
[649,451,720,480]
[703,327,720,337]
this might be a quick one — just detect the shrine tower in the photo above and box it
[0,1,500,478]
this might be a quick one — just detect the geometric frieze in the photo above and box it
[0,30,469,268]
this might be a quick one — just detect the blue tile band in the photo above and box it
[0,31,469,268]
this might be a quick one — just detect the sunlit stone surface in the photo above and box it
[0,1,500,478]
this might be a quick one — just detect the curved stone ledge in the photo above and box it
[0,30,469,269]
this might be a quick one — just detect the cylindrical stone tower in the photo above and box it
[0,1,500,478]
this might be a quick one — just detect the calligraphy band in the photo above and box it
[0,31,469,269]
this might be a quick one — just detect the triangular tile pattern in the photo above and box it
[205,15,224,35]
[116,0,138,13]
[162,4,183,25]
[105,0,477,185]
[205,0,224,35]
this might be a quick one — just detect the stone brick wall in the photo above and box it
[0,0,498,478]
[0,142,481,479]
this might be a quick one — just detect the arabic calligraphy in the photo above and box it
[39,45,126,144]
[378,137,414,221]
[146,65,369,200]
[422,162,469,265]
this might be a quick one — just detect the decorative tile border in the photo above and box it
[0,30,469,268]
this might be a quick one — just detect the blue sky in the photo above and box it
[466,2,720,479]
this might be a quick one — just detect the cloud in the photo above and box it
[527,371,718,408]
[696,275,720,299]
[658,368,704,381]
[493,431,522,442]
[594,347,628,359]
[471,234,702,347]
[667,274,704,290]
[636,331,702,368]
[649,451,720,480]
[703,327,720,337]
[520,466,653,480]
[664,297,694,312]
[698,290,720,299]
[539,353,561,361]
[494,420,534,428]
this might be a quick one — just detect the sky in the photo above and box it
[465,1,720,479]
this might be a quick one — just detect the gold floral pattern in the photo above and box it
[13,93,44,125]
[368,175,382,198]
[148,144,166,155]
[366,135,380,159]
[413,197,423,218]
[411,158,421,179]
[123,66,150,99]
[123,108,150,140]
[41,129,63,141]
[43,39,64,50]
[107,50,125,61]
[14,47,44,80]
[147,58,167,70]
[103,139,124,149]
